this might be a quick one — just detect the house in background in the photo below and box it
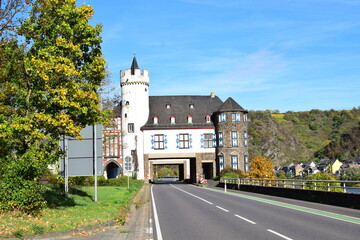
[317,159,343,175]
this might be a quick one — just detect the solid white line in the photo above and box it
[151,185,163,240]
[171,184,213,205]
[216,206,229,212]
[234,214,257,224]
[267,229,293,240]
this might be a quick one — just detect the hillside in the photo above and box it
[248,108,360,165]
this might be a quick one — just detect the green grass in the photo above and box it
[0,184,142,238]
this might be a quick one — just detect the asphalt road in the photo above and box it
[151,183,360,240]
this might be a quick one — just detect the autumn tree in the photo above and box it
[0,0,106,213]
[249,156,275,179]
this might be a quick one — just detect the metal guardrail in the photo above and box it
[220,178,360,193]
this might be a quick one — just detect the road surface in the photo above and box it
[151,183,360,240]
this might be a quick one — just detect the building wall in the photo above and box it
[120,68,149,179]
[214,111,249,173]
[143,128,216,155]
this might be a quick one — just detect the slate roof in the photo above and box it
[215,97,247,113]
[141,95,223,130]
[131,56,139,75]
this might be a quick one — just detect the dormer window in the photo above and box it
[153,116,158,124]
[189,104,194,109]
[170,115,176,124]
[205,114,211,123]
[187,115,193,123]
[166,104,171,109]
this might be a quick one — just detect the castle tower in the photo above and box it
[120,56,149,179]
[214,97,249,174]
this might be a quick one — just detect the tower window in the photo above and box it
[232,155,238,169]
[218,132,223,147]
[125,113,127,118]
[219,113,226,122]
[232,131,238,147]
[219,155,224,172]
[244,155,249,173]
[128,123,134,133]
[244,131,248,147]
[232,113,241,122]
[125,101,129,105]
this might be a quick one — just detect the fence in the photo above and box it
[220,178,360,193]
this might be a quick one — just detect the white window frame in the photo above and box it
[218,132,223,147]
[232,131,238,147]
[203,133,213,148]
[179,133,189,149]
[154,134,165,150]
[232,155,238,169]
[219,155,224,172]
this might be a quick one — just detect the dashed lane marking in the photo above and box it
[267,229,293,240]
[171,184,213,205]
[216,206,229,212]
[234,214,257,224]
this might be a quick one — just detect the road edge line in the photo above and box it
[151,184,163,240]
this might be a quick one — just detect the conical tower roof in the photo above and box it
[215,97,246,112]
[131,56,139,75]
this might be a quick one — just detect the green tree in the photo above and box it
[249,156,275,179]
[340,168,360,181]
[0,0,106,213]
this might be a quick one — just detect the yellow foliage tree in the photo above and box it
[249,156,275,179]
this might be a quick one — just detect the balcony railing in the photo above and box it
[220,178,360,193]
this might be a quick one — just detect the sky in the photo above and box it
[82,0,360,112]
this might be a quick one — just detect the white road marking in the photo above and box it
[171,184,213,205]
[151,185,163,240]
[267,229,293,240]
[216,206,229,212]
[234,214,257,224]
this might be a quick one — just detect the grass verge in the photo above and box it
[0,183,143,238]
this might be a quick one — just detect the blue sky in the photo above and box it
[83,0,360,112]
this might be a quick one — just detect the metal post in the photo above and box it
[93,125,98,202]
[224,179,227,192]
[238,178,240,190]
[343,182,346,193]
[64,136,69,198]
[127,170,130,189]
[327,182,330,192]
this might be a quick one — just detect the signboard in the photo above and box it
[124,156,132,171]
[60,124,103,177]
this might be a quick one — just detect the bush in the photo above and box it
[222,172,239,178]
[0,176,46,214]
[306,172,342,192]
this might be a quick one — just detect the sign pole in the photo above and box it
[93,125,98,202]
[64,136,69,198]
